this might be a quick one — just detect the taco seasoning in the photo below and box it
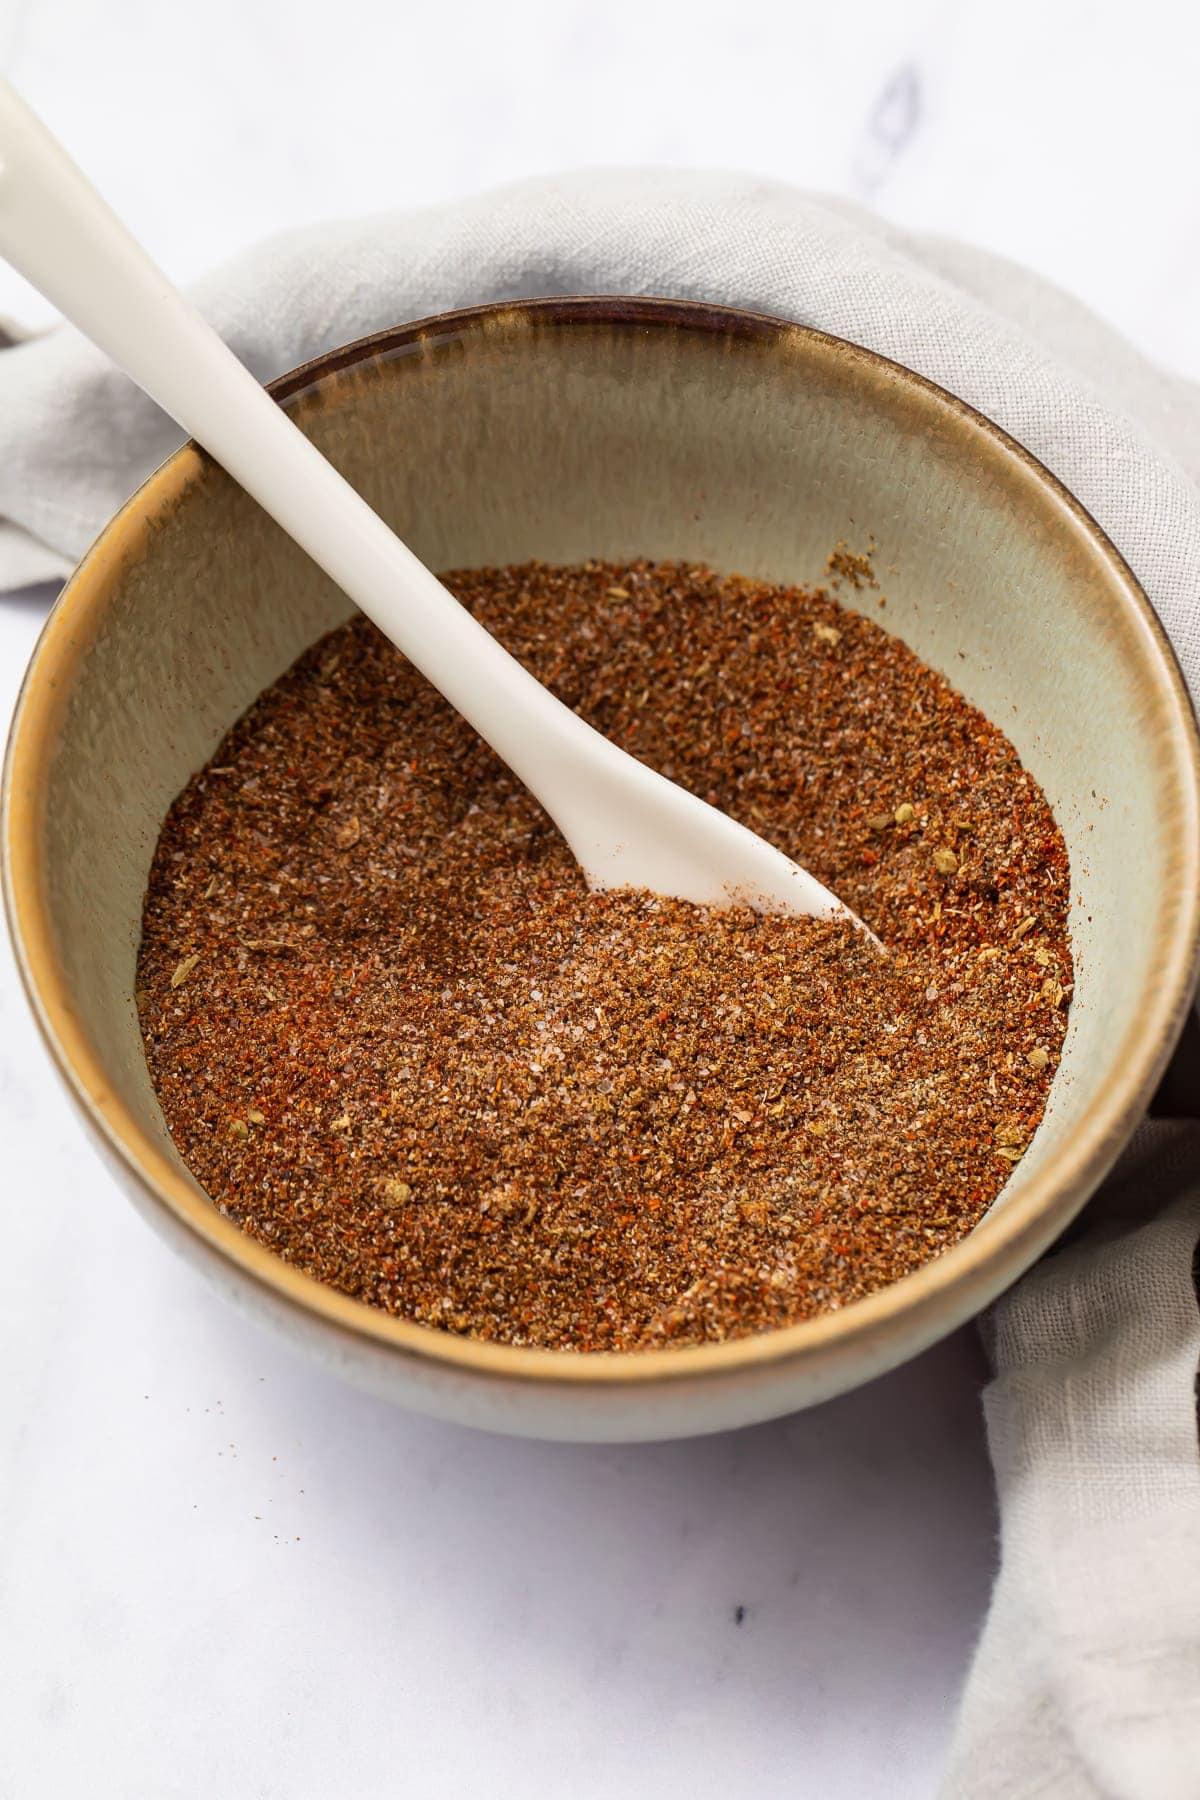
[137,560,1072,1350]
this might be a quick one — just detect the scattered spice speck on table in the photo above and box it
[137,560,1072,1350]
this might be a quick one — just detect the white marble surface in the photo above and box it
[5,1,1196,1787]
[4,0,1200,376]
[0,583,997,1794]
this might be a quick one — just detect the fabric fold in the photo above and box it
[945,1125,1200,1799]
[1,170,1198,719]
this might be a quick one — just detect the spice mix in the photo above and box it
[138,560,1072,1350]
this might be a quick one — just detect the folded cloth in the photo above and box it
[943,1120,1200,1799]
[2,169,1200,713]
[1,171,1197,1793]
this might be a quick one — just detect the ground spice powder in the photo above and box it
[137,561,1073,1350]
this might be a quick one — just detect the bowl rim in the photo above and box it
[5,294,1200,1394]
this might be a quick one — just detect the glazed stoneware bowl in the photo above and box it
[5,299,1200,1441]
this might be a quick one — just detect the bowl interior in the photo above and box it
[6,299,1199,1391]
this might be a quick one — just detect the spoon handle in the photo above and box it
[0,80,857,927]
[0,79,598,807]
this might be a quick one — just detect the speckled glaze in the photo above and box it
[5,299,1200,1441]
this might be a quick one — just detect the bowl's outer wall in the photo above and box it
[5,302,1199,1440]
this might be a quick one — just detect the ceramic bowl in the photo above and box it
[5,299,1199,1441]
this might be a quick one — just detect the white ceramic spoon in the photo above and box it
[0,81,868,931]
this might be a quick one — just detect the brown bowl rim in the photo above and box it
[5,295,1200,1395]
